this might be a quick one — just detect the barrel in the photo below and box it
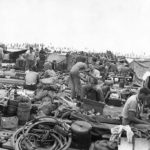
[7,100,18,116]
[71,121,92,150]
[17,102,31,125]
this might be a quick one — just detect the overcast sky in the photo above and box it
[0,0,150,54]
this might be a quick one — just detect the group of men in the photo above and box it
[16,46,46,71]
[2,45,150,129]
[70,56,150,129]
[69,57,110,103]
[16,47,56,90]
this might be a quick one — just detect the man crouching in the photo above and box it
[81,64,105,102]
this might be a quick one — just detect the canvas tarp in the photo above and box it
[66,54,90,71]
[7,48,27,53]
[4,48,28,63]
[66,54,77,71]
[130,60,150,86]
[126,58,134,64]
[47,53,66,64]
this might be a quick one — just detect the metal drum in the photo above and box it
[71,121,92,150]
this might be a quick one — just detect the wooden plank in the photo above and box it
[118,137,150,150]
[118,138,132,150]
[0,78,25,85]
[134,138,150,150]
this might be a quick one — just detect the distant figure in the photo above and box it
[0,47,4,69]
[3,53,9,63]
[16,54,26,70]
[52,60,57,70]
[39,47,46,61]
[38,47,46,71]
[91,57,97,65]
[34,49,40,71]
[25,47,35,70]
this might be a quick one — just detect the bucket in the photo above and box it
[7,100,18,116]
[17,102,31,125]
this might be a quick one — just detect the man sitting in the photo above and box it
[101,85,111,103]
[24,67,39,90]
[81,64,105,102]
[122,93,150,129]
[43,62,56,78]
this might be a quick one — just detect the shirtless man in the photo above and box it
[70,59,87,99]
[24,67,39,90]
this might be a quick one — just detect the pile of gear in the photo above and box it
[0,58,147,150]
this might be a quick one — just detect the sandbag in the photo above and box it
[4,70,16,78]
[44,62,52,70]
[117,66,131,75]
[0,78,25,85]
[48,91,57,99]
[43,84,58,91]
[42,96,52,103]
[35,90,48,100]
[44,70,56,78]
[39,102,57,116]
[40,77,57,85]
[0,70,4,77]
[89,140,116,150]
[16,95,29,102]
[1,116,18,129]
[39,101,52,115]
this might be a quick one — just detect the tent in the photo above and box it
[130,59,150,86]
[47,53,67,71]
[4,48,28,63]
[126,58,134,64]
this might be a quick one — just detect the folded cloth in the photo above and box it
[110,125,134,143]
[123,125,134,143]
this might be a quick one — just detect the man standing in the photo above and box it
[25,47,35,70]
[70,59,87,99]
[16,54,26,70]
[38,47,46,71]
[0,47,4,69]
[52,60,57,71]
